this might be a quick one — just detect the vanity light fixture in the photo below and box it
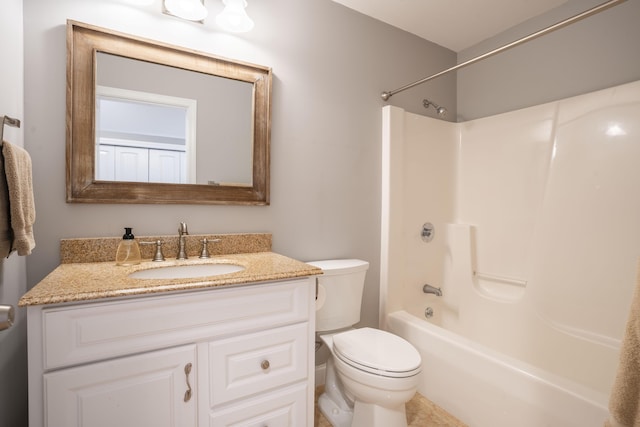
[163,0,208,22]
[215,0,254,33]
[122,0,154,5]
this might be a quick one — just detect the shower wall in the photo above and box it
[380,79,640,395]
[380,107,458,318]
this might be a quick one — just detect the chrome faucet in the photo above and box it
[177,222,189,259]
[423,283,443,296]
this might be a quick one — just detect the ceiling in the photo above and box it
[331,0,569,52]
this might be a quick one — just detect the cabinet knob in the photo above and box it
[260,360,270,370]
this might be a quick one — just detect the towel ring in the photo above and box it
[0,115,21,145]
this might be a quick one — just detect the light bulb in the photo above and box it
[216,0,254,33]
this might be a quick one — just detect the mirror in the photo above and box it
[66,20,271,204]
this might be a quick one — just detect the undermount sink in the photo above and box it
[128,263,245,280]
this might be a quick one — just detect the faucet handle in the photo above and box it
[199,238,221,259]
[140,240,165,262]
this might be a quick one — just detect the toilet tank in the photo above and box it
[307,259,369,332]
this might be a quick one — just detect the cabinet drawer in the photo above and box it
[209,383,308,427]
[209,323,308,407]
[43,279,311,370]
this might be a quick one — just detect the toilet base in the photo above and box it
[319,392,409,427]
[318,354,412,427]
[352,401,408,427]
[318,357,354,427]
[318,392,353,427]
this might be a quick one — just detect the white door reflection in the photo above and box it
[95,86,197,184]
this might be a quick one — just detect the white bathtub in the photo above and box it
[387,310,609,427]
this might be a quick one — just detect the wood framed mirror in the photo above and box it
[66,20,271,204]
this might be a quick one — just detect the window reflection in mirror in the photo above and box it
[96,87,195,184]
[96,52,253,187]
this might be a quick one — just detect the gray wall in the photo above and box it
[457,0,640,121]
[23,0,456,335]
[0,1,28,425]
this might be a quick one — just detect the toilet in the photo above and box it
[309,259,421,427]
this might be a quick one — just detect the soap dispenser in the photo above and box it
[115,227,141,266]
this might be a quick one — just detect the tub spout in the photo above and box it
[423,284,442,296]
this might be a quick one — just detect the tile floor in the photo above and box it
[314,387,467,427]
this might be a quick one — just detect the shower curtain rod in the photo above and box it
[381,0,627,101]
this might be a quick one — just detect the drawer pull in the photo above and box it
[261,360,270,370]
[184,362,193,402]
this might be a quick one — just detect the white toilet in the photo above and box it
[309,259,421,427]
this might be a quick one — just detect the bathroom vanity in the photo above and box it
[20,235,320,427]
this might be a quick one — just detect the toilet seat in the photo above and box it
[332,328,421,378]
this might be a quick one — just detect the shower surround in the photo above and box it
[380,80,640,426]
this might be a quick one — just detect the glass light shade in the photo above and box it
[164,0,208,21]
[123,0,155,5]
[215,0,254,33]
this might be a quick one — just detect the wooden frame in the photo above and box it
[66,20,271,204]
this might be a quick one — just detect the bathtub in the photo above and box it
[379,83,640,426]
[387,309,609,427]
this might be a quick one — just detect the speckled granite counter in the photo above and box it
[19,252,321,307]
[19,233,322,307]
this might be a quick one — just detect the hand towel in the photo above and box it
[0,140,36,256]
[0,145,10,258]
[606,259,640,427]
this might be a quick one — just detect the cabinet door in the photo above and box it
[114,145,149,182]
[149,149,185,184]
[96,144,115,181]
[44,345,196,427]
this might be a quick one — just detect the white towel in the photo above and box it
[0,140,36,257]
[606,259,640,427]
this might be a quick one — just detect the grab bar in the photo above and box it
[474,271,527,287]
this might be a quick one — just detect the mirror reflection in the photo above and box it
[96,52,253,186]
[96,86,193,184]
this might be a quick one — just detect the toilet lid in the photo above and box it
[333,328,421,378]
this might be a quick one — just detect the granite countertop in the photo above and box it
[19,251,322,307]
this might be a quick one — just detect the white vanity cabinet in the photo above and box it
[27,278,316,427]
